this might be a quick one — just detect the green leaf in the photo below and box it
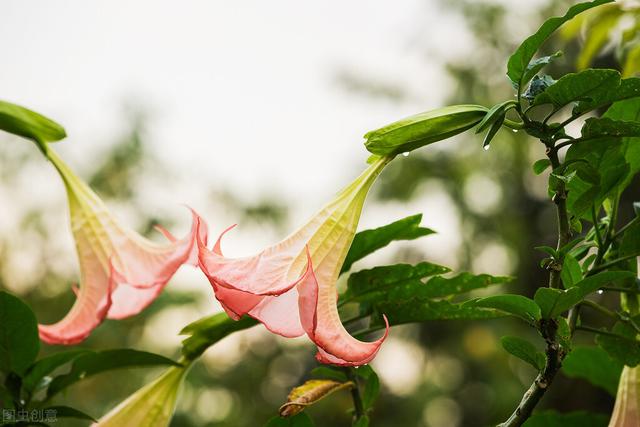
[522,410,608,427]
[0,291,40,376]
[522,51,564,87]
[532,69,620,110]
[0,100,66,152]
[534,288,563,319]
[557,317,572,351]
[353,416,370,427]
[364,105,488,156]
[46,349,180,398]
[473,294,541,324]
[341,214,435,274]
[43,406,96,422]
[22,349,91,394]
[500,336,545,370]
[180,313,258,361]
[371,299,503,328]
[482,112,505,149]
[597,321,640,366]
[309,366,349,382]
[524,75,556,101]
[356,365,380,411]
[581,117,640,139]
[507,0,613,88]
[532,159,551,175]
[265,413,315,427]
[562,346,622,396]
[560,254,583,288]
[574,76,640,115]
[475,100,515,133]
[536,271,633,318]
[343,263,509,305]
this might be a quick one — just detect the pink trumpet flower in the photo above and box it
[38,149,207,345]
[609,366,640,427]
[198,155,392,366]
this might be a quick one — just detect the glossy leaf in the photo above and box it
[522,51,563,87]
[22,349,91,394]
[574,76,640,115]
[560,254,583,288]
[482,112,505,149]
[507,0,613,87]
[47,349,180,398]
[355,365,380,411]
[532,159,551,175]
[341,214,435,274]
[364,105,488,156]
[370,299,502,328]
[309,366,348,382]
[532,69,619,109]
[180,312,258,361]
[535,271,633,318]
[475,100,515,133]
[581,117,640,139]
[473,294,541,324]
[562,346,622,396]
[0,291,40,376]
[343,263,509,305]
[500,336,545,371]
[279,379,353,417]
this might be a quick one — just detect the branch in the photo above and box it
[498,320,562,427]
[499,142,571,427]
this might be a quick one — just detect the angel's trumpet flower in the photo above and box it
[93,364,189,427]
[199,155,392,366]
[38,149,207,345]
[609,366,640,427]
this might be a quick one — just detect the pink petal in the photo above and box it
[105,208,206,319]
[39,262,115,345]
[198,223,309,338]
[298,257,388,366]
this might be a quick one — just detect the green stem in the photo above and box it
[498,319,562,427]
[588,253,640,276]
[592,206,604,249]
[344,368,365,421]
[548,147,571,289]
[574,325,629,339]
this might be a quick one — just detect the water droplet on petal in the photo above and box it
[483,145,490,151]
[402,152,410,157]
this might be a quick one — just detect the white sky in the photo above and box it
[0,0,459,198]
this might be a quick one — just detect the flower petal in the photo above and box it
[299,257,388,366]
[39,262,115,345]
[198,156,391,364]
[106,209,207,319]
[609,366,640,427]
[94,365,188,427]
[39,150,208,343]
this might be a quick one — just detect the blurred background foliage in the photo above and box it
[2,1,640,426]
